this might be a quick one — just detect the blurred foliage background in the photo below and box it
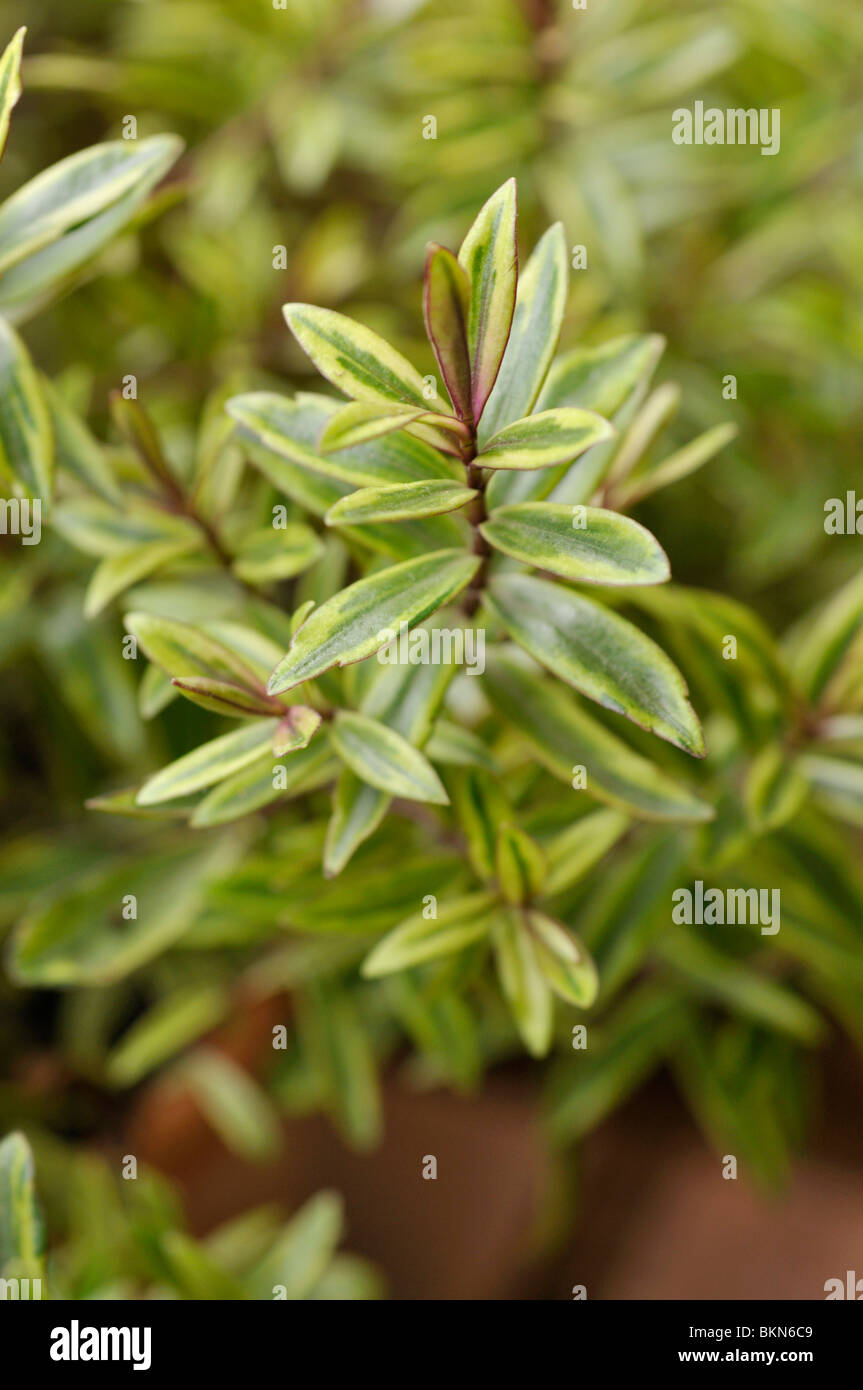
[2,0,863,1298]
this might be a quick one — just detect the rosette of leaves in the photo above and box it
[0,1130,381,1299]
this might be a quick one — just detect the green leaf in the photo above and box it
[528,911,599,1007]
[231,523,323,584]
[657,933,824,1044]
[537,333,665,416]
[247,1192,343,1300]
[483,650,712,823]
[0,317,53,498]
[42,377,122,503]
[0,135,182,316]
[273,706,322,754]
[495,823,545,904]
[284,303,438,412]
[476,407,613,471]
[458,177,518,420]
[180,1050,282,1162]
[615,422,737,507]
[160,1231,246,1301]
[478,222,568,442]
[137,719,281,804]
[0,1132,44,1278]
[54,497,199,557]
[543,808,631,897]
[491,908,553,1058]
[190,738,336,827]
[450,768,511,879]
[424,718,499,771]
[548,985,687,1142]
[798,754,863,825]
[297,985,382,1149]
[318,400,424,452]
[361,891,496,977]
[331,710,448,804]
[790,569,863,707]
[324,771,389,879]
[228,392,458,488]
[267,549,479,694]
[84,538,201,618]
[0,28,25,163]
[481,503,669,585]
[324,655,457,876]
[325,479,475,527]
[171,677,278,719]
[488,332,663,509]
[124,610,265,689]
[424,243,472,421]
[486,574,705,755]
[0,135,182,278]
[744,744,807,833]
[9,841,238,986]
[107,984,230,1087]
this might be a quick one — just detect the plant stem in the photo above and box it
[462,438,490,616]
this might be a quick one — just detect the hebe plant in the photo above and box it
[211,176,715,1049]
[5,18,863,1291]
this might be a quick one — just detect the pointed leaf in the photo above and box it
[267,549,479,694]
[538,333,665,415]
[171,677,278,719]
[424,243,472,421]
[528,911,599,1007]
[190,739,335,827]
[486,574,704,755]
[124,611,265,690]
[543,808,630,897]
[324,771,389,879]
[616,422,737,507]
[0,136,182,316]
[478,222,568,442]
[84,537,201,618]
[458,177,518,420]
[483,651,712,823]
[481,502,669,585]
[326,479,475,527]
[137,719,280,805]
[495,823,545,905]
[0,317,53,498]
[491,907,552,1058]
[362,892,496,977]
[476,407,612,471]
[228,392,457,487]
[42,377,122,503]
[0,28,25,163]
[231,523,323,584]
[53,498,199,557]
[0,136,183,278]
[0,1132,44,1278]
[318,400,424,452]
[284,303,438,411]
[331,710,448,804]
